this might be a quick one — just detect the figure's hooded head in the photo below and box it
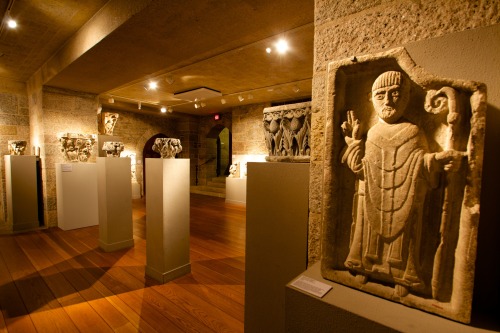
[371,71,410,124]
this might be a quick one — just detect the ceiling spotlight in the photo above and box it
[265,47,272,54]
[275,39,289,54]
[200,102,206,108]
[7,19,17,29]
[97,104,102,113]
[194,103,200,109]
[238,95,244,102]
[160,106,167,113]
[167,107,173,113]
[138,101,142,109]
[293,85,300,93]
[220,98,226,104]
[148,82,158,90]
[108,98,114,103]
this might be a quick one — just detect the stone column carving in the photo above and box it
[263,102,311,162]
[102,141,124,157]
[152,138,182,159]
[8,140,27,155]
[58,133,96,162]
[98,112,119,135]
[320,47,486,323]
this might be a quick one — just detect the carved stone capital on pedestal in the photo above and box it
[58,133,96,162]
[102,141,124,157]
[8,140,27,155]
[152,138,182,159]
[263,102,311,162]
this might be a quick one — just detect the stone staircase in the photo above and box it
[190,176,226,198]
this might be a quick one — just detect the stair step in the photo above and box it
[190,186,226,198]
[211,177,226,183]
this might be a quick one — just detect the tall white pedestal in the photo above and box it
[145,158,190,283]
[56,163,98,230]
[4,155,39,232]
[225,177,247,205]
[97,157,134,252]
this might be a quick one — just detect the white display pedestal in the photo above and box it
[145,158,190,283]
[4,155,39,232]
[56,163,98,230]
[245,162,309,333]
[225,177,247,205]
[97,157,134,252]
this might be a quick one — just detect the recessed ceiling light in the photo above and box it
[148,82,158,90]
[238,95,244,102]
[275,39,289,54]
[265,47,272,54]
[160,106,166,113]
[220,98,226,104]
[7,19,17,29]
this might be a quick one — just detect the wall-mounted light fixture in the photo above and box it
[138,101,142,109]
[108,98,114,103]
[238,95,244,102]
[221,98,226,104]
[160,106,167,113]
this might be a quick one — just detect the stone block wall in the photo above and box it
[0,86,30,231]
[232,102,269,155]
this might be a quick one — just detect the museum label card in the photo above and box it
[290,275,332,298]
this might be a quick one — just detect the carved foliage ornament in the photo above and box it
[102,141,124,157]
[58,133,96,162]
[152,138,182,159]
[8,140,27,155]
[98,112,119,135]
[321,48,486,323]
[263,102,311,162]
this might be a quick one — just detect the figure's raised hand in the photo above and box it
[435,150,467,173]
[341,110,361,144]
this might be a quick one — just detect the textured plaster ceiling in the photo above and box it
[0,0,314,116]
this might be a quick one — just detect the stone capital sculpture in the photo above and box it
[58,133,96,162]
[152,138,182,159]
[99,112,119,135]
[320,48,486,323]
[102,141,124,157]
[263,102,311,162]
[8,140,27,155]
[228,162,240,178]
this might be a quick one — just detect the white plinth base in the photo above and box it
[145,158,190,284]
[225,177,247,205]
[97,157,134,252]
[4,155,39,232]
[56,163,98,230]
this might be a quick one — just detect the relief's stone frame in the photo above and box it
[320,47,486,323]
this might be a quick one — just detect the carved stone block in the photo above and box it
[58,133,96,162]
[98,112,119,135]
[102,141,124,157]
[228,162,240,178]
[152,138,182,159]
[320,48,486,323]
[263,102,311,162]
[8,140,27,155]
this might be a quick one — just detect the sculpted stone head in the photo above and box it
[371,71,410,124]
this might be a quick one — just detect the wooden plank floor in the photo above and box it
[0,194,245,332]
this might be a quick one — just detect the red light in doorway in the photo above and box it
[214,114,220,121]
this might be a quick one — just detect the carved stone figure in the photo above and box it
[102,141,124,157]
[8,140,27,155]
[263,102,311,162]
[59,133,96,162]
[152,138,182,159]
[99,112,119,135]
[320,48,486,323]
[228,162,240,178]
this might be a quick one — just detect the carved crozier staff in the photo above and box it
[425,87,463,300]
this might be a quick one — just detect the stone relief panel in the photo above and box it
[152,138,182,159]
[8,140,27,155]
[58,133,96,162]
[102,141,124,157]
[263,102,311,162]
[98,112,119,135]
[320,48,486,323]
